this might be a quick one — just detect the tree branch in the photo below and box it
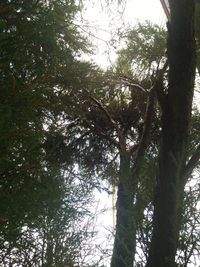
[132,85,156,176]
[182,143,200,183]
[117,75,148,93]
[82,119,120,149]
[88,95,117,129]
[85,91,126,150]
[131,62,168,176]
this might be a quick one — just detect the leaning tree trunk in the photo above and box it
[146,1,196,267]
[111,151,136,267]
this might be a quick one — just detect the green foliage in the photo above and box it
[0,1,199,266]
[0,171,94,266]
[177,179,200,266]
[115,21,166,79]
[0,0,88,179]
[0,1,99,266]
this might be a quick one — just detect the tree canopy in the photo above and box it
[0,1,200,267]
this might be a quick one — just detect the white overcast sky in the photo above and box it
[123,0,166,24]
[82,0,167,68]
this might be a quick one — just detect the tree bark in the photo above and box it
[111,73,157,267]
[195,0,200,75]
[111,151,136,267]
[146,1,196,267]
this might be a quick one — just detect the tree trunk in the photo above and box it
[44,232,54,267]
[146,1,196,267]
[195,0,200,75]
[111,151,136,267]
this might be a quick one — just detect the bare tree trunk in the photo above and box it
[146,1,196,267]
[111,151,136,267]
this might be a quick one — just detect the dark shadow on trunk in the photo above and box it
[146,1,196,266]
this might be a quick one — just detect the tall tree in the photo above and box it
[109,23,165,267]
[54,22,166,267]
[146,1,197,267]
[0,1,99,266]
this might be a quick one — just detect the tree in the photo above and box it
[146,1,198,267]
[0,0,88,221]
[1,1,200,266]
[51,22,166,267]
[109,24,166,267]
[130,165,200,267]
[0,1,100,266]
[115,21,166,79]
[131,111,200,266]
[0,170,95,267]
[195,0,200,74]
[49,16,200,267]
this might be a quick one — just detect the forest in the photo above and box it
[0,0,200,267]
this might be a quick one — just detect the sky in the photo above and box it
[123,0,166,24]
[81,0,167,68]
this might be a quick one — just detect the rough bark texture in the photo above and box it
[111,151,136,267]
[146,1,196,267]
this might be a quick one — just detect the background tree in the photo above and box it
[0,170,95,267]
[0,1,101,266]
